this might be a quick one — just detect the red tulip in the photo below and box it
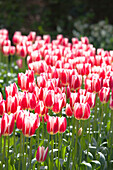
[36,146,48,162]
[74,102,90,120]
[10,46,15,55]
[58,117,67,133]
[2,113,15,136]
[85,92,96,109]
[5,83,18,98]
[35,100,48,116]
[47,116,58,135]
[43,90,54,109]
[70,75,82,91]
[65,103,73,117]
[0,100,5,116]
[52,93,63,113]
[22,112,40,137]
[99,87,110,103]
[5,95,18,114]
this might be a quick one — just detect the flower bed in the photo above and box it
[0,29,113,169]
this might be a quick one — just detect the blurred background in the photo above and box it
[0,0,113,50]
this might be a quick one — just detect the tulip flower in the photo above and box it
[65,103,73,117]
[16,59,23,68]
[0,100,5,116]
[52,93,63,113]
[2,113,15,136]
[99,87,110,103]
[74,102,90,120]
[47,116,58,135]
[5,95,18,114]
[22,112,40,137]
[35,100,48,116]
[43,90,54,109]
[5,83,18,98]
[36,146,48,162]
[58,117,67,133]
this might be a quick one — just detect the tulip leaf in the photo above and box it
[106,120,110,132]
[83,150,94,160]
[80,161,92,169]
[90,160,101,169]
[96,152,106,166]
[62,145,66,160]
[55,158,61,168]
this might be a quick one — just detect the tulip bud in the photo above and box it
[36,146,48,162]
[78,127,82,137]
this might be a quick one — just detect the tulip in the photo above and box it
[16,110,25,130]
[65,103,73,117]
[16,59,23,68]
[22,112,40,137]
[2,113,15,136]
[47,116,58,135]
[74,102,90,120]
[36,146,48,162]
[99,87,110,103]
[34,87,43,101]
[43,90,54,109]
[70,92,80,108]
[10,46,15,55]
[70,75,82,91]
[85,92,96,109]
[5,83,18,98]
[0,100,5,116]
[27,92,36,110]
[0,92,3,101]
[78,127,82,136]
[5,95,18,114]
[52,93,63,113]
[58,117,67,133]
[35,100,48,117]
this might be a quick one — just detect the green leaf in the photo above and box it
[80,161,92,170]
[90,160,101,169]
[83,151,94,160]
[106,121,111,132]
[55,158,60,168]
[62,145,66,160]
[96,152,106,166]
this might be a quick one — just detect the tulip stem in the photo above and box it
[29,137,32,170]
[22,58,26,72]
[72,119,79,170]
[98,103,104,146]
[66,117,75,170]
[36,128,39,169]
[22,135,25,170]
[2,136,6,168]
[25,137,28,169]
[87,117,91,162]
[51,135,54,170]
[65,85,67,102]
[19,132,22,170]
[80,121,84,164]
[42,117,44,145]
[110,110,113,159]
[0,136,2,153]
[58,133,60,170]
[13,123,16,168]
[94,94,97,138]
